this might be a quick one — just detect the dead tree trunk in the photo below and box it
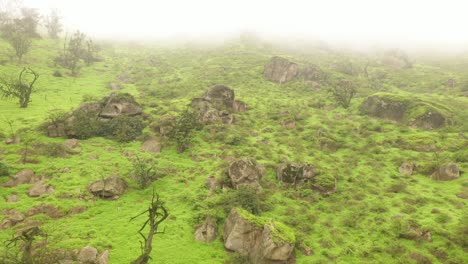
[130,190,169,264]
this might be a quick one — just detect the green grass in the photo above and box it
[0,37,467,264]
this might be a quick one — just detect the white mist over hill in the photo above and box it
[23,0,468,50]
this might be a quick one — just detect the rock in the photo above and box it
[223,208,295,264]
[88,176,127,199]
[27,181,55,197]
[99,93,143,118]
[206,175,221,191]
[152,116,176,137]
[60,168,71,173]
[192,85,246,125]
[68,206,87,215]
[277,163,316,185]
[232,100,247,112]
[140,139,161,153]
[360,93,452,129]
[27,204,65,219]
[97,250,109,264]
[45,93,143,139]
[399,162,416,175]
[3,169,40,187]
[301,65,326,81]
[194,217,218,243]
[264,56,299,83]
[223,208,263,255]
[108,82,123,91]
[281,120,296,129]
[228,158,265,192]
[47,124,66,137]
[5,137,20,144]
[204,85,235,110]
[446,78,456,88]
[0,209,25,230]
[63,139,80,152]
[430,162,460,181]
[409,252,432,264]
[6,194,19,203]
[261,223,295,262]
[77,246,98,263]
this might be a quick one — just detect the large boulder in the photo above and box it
[88,176,127,199]
[430,163,460,181]
[228,158,265,192]
[192,85,246,125]
[360,93,452,129]
[264,57,299,83]
[223,208,295,264]
[194,217,218,243]
[99,93,143,118]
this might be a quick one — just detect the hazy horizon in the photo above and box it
[18,0,468,50]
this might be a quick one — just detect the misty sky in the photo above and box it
[22,0,468,47]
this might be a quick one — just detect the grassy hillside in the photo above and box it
[0,38,467,264]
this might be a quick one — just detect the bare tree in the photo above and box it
[44,9,62,39]
[130,190,169,264]
[0,67,39,108]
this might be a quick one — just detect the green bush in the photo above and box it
[103,116,144,142]
[220,187,262,215]
[128,156,159,189]
[68,110,101,139]
[0,161,9,176]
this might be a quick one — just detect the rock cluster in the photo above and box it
[192,85,246,125]
[277,163,337,195]
[47,93,143,138]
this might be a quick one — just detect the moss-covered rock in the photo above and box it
[360,93,453,129]
[223,208,296,263]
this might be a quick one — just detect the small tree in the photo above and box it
[55,31,98,75]
[329,78,356,109]
[1,7,40,61]
[130,190,169,264]
[44,9,62,39]
[0,67,39,108]
[172,107,200,153]
[129,155,159,189]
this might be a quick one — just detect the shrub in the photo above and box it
[219,187,262,215]
[0,161,9,176]
[172,107,201,153]
[68,110,101,139]
[128,155,159,189]
[103,116,144,142]
[52,70,62,77]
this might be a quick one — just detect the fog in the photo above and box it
[23,0,468,50]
